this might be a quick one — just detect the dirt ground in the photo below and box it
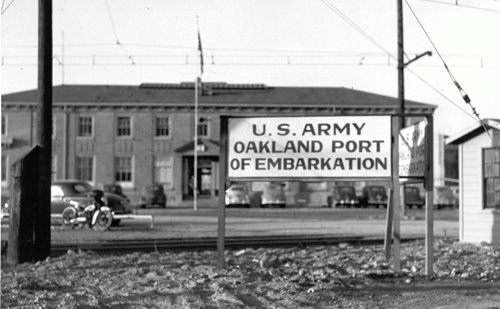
[2,239,500,309]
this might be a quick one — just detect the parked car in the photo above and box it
[434,186,458,209]
[327,186,358,208]
[104,184,129,201]
[261,182,286,208]
[140,183,167,208]
[404,186,424,209]
[51,180,132,226]
[359,186,388,208]
[225,184,250,208]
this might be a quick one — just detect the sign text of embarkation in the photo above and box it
[227,116,392,178]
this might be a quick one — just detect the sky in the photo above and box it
[1,0,499,136]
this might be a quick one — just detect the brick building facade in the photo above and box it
[1,82,435,206]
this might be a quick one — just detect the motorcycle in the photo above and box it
[61,192,114,231]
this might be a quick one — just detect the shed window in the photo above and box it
[484,148,500,209]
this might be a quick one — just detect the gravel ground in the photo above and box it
[2,238,500,308]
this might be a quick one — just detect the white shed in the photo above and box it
[446,119,500,244]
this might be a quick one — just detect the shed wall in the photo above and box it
[459,130,500,244]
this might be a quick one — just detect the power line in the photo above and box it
[2,54,497,68]
[420,0,500,13]
[406,67,476,121]
[1,0,15,15]
[319,0,489,132]
[320,0,397,62]
[405,1,489,119]
[104,0,135,65]
[407,0,494,139]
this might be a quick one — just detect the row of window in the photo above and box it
[1,154,174,190]
[75,156,173,188]
[75,156,133,183]
[77,116,209,138]
[1,115,210,138]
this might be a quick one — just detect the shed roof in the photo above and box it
[446,119,500,145]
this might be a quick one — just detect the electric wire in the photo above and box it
[320,0,489,134]
[405,0,493,139]
[420,0,500,13]
[1,0,15,15]
[2,0,493,132]
[406,67,476,121]
[104,0,135,65]
[320,0,397,62]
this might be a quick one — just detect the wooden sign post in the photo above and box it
[425,116,434,276]
[218,115,393,270]
[397,115,434,275]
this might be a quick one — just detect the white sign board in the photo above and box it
[227,116,392,179]
[399,120,427,178]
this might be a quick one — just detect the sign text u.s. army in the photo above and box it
[227,116,392,179]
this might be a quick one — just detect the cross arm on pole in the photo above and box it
[404,51,432,68]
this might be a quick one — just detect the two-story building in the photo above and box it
[1,82,435,206]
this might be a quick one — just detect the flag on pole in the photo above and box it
[197,28,204,75]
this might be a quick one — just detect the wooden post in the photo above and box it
[397,0,405,128]
[384,187,393,261]
[7,146,40,264]
[217,116,228,270]
[392,117,401,272]
[425,116,434,276]
[35,0,53,261]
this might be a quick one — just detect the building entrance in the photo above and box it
[183,156,219,198]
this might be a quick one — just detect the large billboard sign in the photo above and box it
[227,116,392,179]
[399,120,427,178]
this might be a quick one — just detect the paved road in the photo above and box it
[109,207,458,240]
[2,207,459,243]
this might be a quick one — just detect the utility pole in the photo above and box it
[36,0,52,261]
[398,0,405,128]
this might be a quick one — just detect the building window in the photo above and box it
[1,155,7,187]
[52,115,56,139]
[52,155,57,181]
[484,148,500,209]
[1,115,6,136]
[154,156,173,190]
[76,156,94,182]
[155,116,170,137]
[117,116,131,137]
[115,156,133,183]
[77,116,93,137]
[197,117,209,137]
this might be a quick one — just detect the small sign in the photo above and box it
[399,120,427,178]
[227,116,392,179]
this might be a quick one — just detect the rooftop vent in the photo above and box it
[139,82,267,90]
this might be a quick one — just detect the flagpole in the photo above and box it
[194,77,198,211]
[194,17,203,211]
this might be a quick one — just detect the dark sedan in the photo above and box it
[327,185,358,208]
[51,180,133,225]
[359,186,388,208]
[140,183,167,208]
